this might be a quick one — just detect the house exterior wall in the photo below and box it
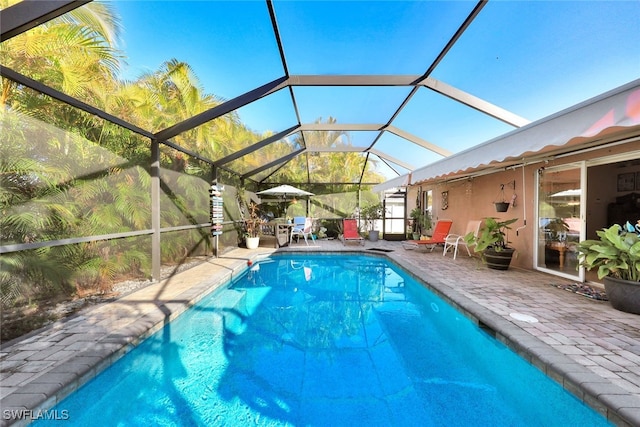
[408,138,640,273]
[426,169,535,270]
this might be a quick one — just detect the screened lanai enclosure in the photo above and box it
[1,0,638,316]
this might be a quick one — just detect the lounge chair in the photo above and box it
[402,219,453,251]
[290,217,316,245]
[443,220,482,260]
[342,218,365,245]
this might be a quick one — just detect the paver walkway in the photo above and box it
[1,240,639,426]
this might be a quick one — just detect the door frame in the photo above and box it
[382,188,407,241]
[533,161,586,281]
[533,149,640,281]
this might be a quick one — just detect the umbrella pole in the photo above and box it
[282,196,286,218]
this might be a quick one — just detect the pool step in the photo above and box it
[215,287,272,335]
[215,289,246,335]
[239,286,272,316]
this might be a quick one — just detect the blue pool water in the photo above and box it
[38,254,610,426]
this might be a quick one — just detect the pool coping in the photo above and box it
[384,252,639,427]
[1,245,639,426]
[0,249,272,427]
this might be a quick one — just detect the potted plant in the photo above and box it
[577,225,640,314]
[243,201,264,249]
[409,208,423,240]
[545,218,570,242]
[464,217,518,270]
[409,207,432,239]
[493,182,513,212]
[494,201,510,213]
[421,211,433,237]
[360,202,385,241]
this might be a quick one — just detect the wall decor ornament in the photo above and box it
[617,172,635,192]
[441,191,448,210]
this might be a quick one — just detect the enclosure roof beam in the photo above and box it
[154,76,289,142]
[300,123,386,132]
[304,146,365,153]
[299,122,452,157]
[241,148,305,179]
[214,125,300,166]
[368,149,415,171]
[0,0,90,42]
[386,126,453,157]
[267,0,289,78]
[286,75,420,86]
[359,0,488,157]
[0,65,153,138]
[419,77,530,127]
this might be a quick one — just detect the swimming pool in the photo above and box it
[37,253,610,426]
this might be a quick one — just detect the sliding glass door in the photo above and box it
[536,165,584,280]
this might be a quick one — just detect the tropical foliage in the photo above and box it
[360,202,385,232]
[409,207,432,235]
[465,217,519,253]
[0,1,385,325]
[243,202,265,238]
[577,225,640,282]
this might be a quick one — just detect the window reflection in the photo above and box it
[538,168,581,276]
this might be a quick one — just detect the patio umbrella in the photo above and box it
[257,184,314,199]
[257,185,314,217]
[550,189,580,198]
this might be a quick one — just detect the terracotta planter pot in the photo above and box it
[603,276,640,315]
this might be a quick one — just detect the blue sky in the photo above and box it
[111,0,640,177]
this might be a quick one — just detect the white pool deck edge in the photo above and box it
[1,240,639,426]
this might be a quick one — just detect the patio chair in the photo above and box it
[443,220,482,260]
[290,217,316,245]
[342,218,365,246]
[402,219,453,251]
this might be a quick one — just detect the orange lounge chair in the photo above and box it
[402,219,453,251]
[342,218,365,245]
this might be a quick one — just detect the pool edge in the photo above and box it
[384,251,638,427]
[3,247,638,427]
[0,250,266,427]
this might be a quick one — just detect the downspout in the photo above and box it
[516,163,527,236]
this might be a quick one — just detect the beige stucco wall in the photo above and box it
[407,139,640,272]
[423,167,536,270]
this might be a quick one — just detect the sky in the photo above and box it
[110,0,640,178]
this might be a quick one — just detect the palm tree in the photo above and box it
[0,0,123,106]
[272,117,384,187]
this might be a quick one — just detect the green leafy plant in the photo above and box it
[577,225,640,282]
[360,202,385,231]
[545,218,570,241]
[409,207,431,234]
[465,217,518,253]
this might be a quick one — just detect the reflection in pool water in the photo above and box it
[39,254,611,426]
